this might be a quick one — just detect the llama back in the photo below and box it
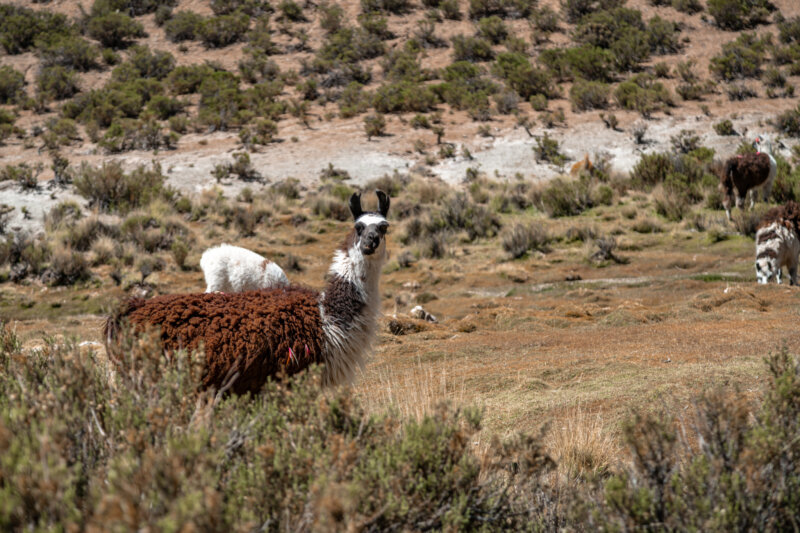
[201,244,289,292]
[108,288,325,394]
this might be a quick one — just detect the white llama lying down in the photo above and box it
[755,222,800,285]
[200,244,289,293]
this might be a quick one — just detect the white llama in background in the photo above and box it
[200,244,289,293]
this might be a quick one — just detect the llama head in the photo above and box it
[348,190,390,259]
[753,134,772,154]
[755,254,779,284]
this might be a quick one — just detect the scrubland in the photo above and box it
[3,0,800,529]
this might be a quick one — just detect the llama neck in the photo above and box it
[318,244,385,385]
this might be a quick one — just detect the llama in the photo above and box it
[570,154,594,177]
[719,135,777,221]
[754,201,800,285]
[200,244,289,293]
[105,191,391,393]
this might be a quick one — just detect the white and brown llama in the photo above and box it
[105,191,391,393]
[200,244,289,293]
[719,134,777,220]
[755,201,800,285]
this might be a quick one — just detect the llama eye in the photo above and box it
[355,223,364,235]
[378,224,388,235]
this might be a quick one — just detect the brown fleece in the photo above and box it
[758,201,800,235]
[106,288,324,395]
[719,153,772,207]
[756,229,778,244]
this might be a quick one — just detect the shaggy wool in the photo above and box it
[720,153,772,201]
[107,288,325,395]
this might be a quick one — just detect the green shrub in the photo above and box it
[553,45,615,82]
[361,0,413,14]
[647,15,681,54]
[166,64,217,94]
[441,0,462,19]
[671,0,702,12]
[1,163,42,190]
[451,34,495,62]
[36,34,99,71]
[211,0,272,16]
[239,117,279,146]
[42,117,82,149]
[36,65,80,100]
[278,0,305,20]
[90,0,178,17]
[373,82,438,113]
[501,223,550,258]
[164,11,204,42]
[569,78,609,111]
[0,325,557,531]
[778,16,800,44]
[73,161,167,213]
[613,77,671,117]
[592,349,800,531]
[317,27,386,64]
[87,12,146,48]
[709,32,768,81]
[338,82,370,118]
[533,132,565,166]
[364,113,387,139]
[629,152,672,190]
[200,12,250,48]
[707,0,773,30]
[477,16,508,44]
[535,176,594,217]
[40,248,92,286]
[713,119,736,136]
[0,5,73,54]
[493,52,558,99]
[0,66,25,104]
[774,105,800,137]
[115,45,176,80]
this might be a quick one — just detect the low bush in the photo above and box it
[534,176,595,217]
[37,34,99,71]
[533,132,566,166]
[713,119,736,135]
[40,247,92,286]
[73,161,167,213]
[200,12,249,48]
[493,52,558,99]
[773,105,800,137]
[364,112,387,139]
[164,11,204,42]
[87,12,146,49]
[0,5,73,54]
[709,33,768,81]
[36,65,80,100]
[707,0,774,30]
[0,324,561,530]
[1,163,42,190]
[0,66,25,104]
[451,34,495,62]
[501,223,550,258]
[477,16,508,44]
[361,0,413,14]
[629,152,672,190]
[210,0,272,16]
[373,82,438,113]
[569,79,609,111]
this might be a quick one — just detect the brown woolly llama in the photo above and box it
[719,146,775,221]
[105,191,391,394]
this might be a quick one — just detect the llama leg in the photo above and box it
[777,268,782,284]
[790,265,797,286]
[725,207,731,221]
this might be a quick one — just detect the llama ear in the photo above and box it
[376,190,390,218]
[349,192,363,220]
